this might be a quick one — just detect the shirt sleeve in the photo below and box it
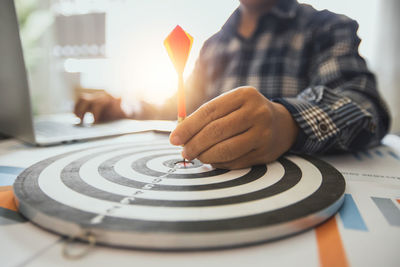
[273,17,390,154]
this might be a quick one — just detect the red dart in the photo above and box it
[164,25,193,122]
[164,25,194,168]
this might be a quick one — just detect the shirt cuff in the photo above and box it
[272,91,372,153]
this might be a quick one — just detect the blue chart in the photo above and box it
[339,194,368,231]
[338,194,400,231]
[0,166,24,186]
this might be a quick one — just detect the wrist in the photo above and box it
[272,102,299,150]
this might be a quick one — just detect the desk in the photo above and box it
[1,132,399,267]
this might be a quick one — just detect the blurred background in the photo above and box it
[16,0,400,133]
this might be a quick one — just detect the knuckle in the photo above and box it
[252,104,270,123]
[205,121,223,139]
[258,104,270,117]
[200,102,217,119]
[80,95,90,101]
[239,86,258,98]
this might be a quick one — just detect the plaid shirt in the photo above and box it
[187,0,390,154]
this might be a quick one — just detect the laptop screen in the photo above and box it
[0,0,35,142]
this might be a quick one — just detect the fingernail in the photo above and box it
[170,134,181,145]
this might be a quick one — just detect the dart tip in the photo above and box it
[183,158,187,168]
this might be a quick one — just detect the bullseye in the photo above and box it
[175,160,194,168]
[163,159,200,169]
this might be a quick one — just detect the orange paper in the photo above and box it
[0,186,12,192]
[315,217,349,267]
[0,189,18,212]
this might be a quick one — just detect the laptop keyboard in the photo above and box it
[34,121,92,137]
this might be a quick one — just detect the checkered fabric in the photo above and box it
[187,0,390,154]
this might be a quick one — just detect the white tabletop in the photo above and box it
[1,132,399,267]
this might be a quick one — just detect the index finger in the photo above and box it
[169,88,245,146]
[74,98,91,121]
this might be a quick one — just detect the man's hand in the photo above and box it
[169,87,299,169]
[74,92,127,123]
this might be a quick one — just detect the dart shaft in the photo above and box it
[177,73,186,122]
[176,75,186,167]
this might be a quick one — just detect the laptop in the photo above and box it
[0,0,175,146]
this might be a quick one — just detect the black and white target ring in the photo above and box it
[13,138,345,250]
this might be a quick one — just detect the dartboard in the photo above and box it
[13,137,345,250]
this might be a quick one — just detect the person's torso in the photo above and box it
[198,2,340,101]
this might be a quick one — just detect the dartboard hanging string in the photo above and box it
[62,232,96,260]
